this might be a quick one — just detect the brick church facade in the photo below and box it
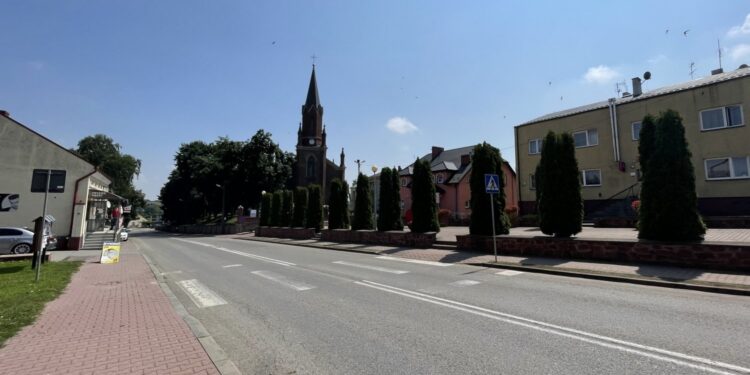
[295,66,345,203]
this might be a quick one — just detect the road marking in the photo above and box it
[450,280,481,287]
[496,270,524,276]
[160,270,183,276]
[177,279,227,308]
[376,256,452,267]
[355,280,748,375]
[251,271,315,291]
[332,261,408,274]
[222,264,243,268]
[175,239,295,266]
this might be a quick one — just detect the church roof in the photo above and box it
[305,66,321,108]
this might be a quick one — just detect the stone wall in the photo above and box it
[160,219,258,235]
[456,235,750,272]
[255,227,316,240]
[321,229,436,248]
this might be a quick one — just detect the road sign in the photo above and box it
[485,174,500,194]
[123,205,132,214]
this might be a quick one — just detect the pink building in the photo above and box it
[398,146,518,224]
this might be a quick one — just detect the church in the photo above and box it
[295,66,345,203]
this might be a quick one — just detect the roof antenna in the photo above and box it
[689,62,696,79]
[717,39,723,70]
[615,80,629,96]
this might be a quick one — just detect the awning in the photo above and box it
[89,189,126,202]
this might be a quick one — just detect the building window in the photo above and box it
[400,200,405,209]
[581,169,602,186]
[573,129,599,148]
[465,200,471,209]
[705,157,750,180]
[436,174,444,183]
[700,105,744,131]
[401,178,407,187]
[306,156,316,178]
[631,122,642,141]
[528,138,542,154]
[31,169,66,193]
[529,174,536,190]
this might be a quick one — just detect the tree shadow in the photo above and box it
[635,264,706,282]
[0,265,26,275]
[518,257,570,267]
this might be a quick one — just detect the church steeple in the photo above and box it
[304,65,321,109]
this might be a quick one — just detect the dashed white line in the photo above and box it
[177,279,227,308]
[496,270,524,276]
[175,239,295,266]
[450,280,481,287]
[251,270,316,291]
[376,256,452,267]
[332,261,409,274]
[222,264,243,268]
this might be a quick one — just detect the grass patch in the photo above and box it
[0,260,82,346]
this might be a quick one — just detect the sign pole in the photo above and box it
[490,193,497,263]
[35,170,51,282]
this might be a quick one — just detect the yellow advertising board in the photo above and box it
[100,242,121,264]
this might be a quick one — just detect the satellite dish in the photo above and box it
[740,64,749,69]
[643,71,652,81]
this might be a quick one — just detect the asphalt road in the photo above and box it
[131,230,750,375]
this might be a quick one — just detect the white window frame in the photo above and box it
[573,129,599,148]
[401,178,407,187]
[528,138,542,154]
[529,174,536,190]
[631,121,642,141]
[699,105,744,131]
[704,156,750,180]
[436,174,444,184]
[465,200,471,209]
[581,169,602,187]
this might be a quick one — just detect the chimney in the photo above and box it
[711,68,724,75]
[460,154,470,166]
[631,77,642,97]
[431,146,444,160]
[0,110,9,117]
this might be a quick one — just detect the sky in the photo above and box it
[2,1,750,200]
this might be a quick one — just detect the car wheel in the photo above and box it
[12,243,32,254]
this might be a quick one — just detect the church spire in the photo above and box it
[304,65,321,108]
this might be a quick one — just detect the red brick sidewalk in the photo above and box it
[0,248,219,375]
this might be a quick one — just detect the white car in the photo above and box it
[120,229,129,241]
[0,227,35,254]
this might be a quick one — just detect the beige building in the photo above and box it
[515,66,750,217]
[0,111,120,249]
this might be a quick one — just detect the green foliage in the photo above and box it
[469,142,510,235]
[537,132,583,237]
[292,187,308,227]
[638,110,705,241]
[328,179,348,229]
[280,190,293,227]
[73,134,145,211]
[159,130,294,225]
[390,168,404,230]
[306,185,323,231]
[352,173,374,230]
[411,159,440,233]
[0,261,82,345]
[260,193,272,226]
[377,168,395,231]
[638,114,656,178]
[270,191,283,226]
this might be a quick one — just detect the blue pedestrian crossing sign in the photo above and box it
[484,174,500,194]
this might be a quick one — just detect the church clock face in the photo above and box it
[308,138,315,145]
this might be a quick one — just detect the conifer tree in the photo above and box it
[259,192,272,226]
[280,190,293,227]
[270,191,282,227]
[469,142,511,235]
[554,133,583,237]
[638,115,657,179]
[328,179,345,229]
[391,168,404,230]
[352,173,374,230]
[638,110,705,241]
[291,187,308,228]
[411,159,440,233]
[341,180,351,228]
[377,168,394,231]
[306,184,323,232]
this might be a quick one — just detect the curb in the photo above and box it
[241,236,750,297]
[138,248,241,375]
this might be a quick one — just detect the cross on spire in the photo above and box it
[311,54,317,67]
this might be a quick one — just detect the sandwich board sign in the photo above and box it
[101,242,121,264]
[485,174,500,194]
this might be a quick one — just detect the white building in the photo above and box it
[0,110,120,249]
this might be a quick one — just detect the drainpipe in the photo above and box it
[68,168,97,245]
[608,98,621,162]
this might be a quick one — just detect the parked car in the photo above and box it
[0,227,35,254]
[120,229,129,241]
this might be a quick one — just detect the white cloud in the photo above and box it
[583,65,620,84]
[728,14,750,37]
[385,117,418,134]
[647,54,667,65]
[730,44,750,61]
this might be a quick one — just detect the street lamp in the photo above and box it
[215,183,226,226]
[371,165,378,228]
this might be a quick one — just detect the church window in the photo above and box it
[307,156,316,177]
